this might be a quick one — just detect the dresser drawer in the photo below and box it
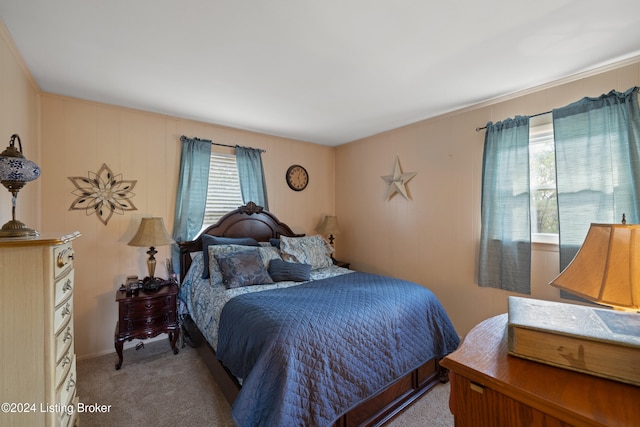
[55,269,74,308]
[55,321,74,364]
[56,355,76,408]
[54,242,75,279]
[121,295,175,320]
[55,346,74,389]
[54,298,73,335]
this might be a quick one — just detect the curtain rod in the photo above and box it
[180,135,266,152]
[475,110,552,132]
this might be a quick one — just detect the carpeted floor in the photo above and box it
[77,339,454,426]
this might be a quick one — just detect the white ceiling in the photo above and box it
[1,1,640,146]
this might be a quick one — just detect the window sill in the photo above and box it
[532,233,558,252]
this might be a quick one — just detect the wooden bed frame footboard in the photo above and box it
[178,203,450,426]
[182,315,449,427]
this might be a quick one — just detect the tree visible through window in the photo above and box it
[529,123,559,239]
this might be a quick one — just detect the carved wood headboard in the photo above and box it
[178,202,303,282]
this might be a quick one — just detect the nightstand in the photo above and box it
[333,259,350,269]
[114,282,179,369]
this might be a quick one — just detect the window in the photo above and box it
[202,152,243,230]
[529,121,558,244]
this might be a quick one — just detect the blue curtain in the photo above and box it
[478,116,531,293]
[553,87,640,273]
[235,145,269,210]
[171,137,211,276]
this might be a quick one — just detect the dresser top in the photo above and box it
[0,231,81,247]
[441,313,640,427]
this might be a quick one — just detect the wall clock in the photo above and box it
[286,164,309,191]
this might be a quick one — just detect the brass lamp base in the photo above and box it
[0,219,38,237]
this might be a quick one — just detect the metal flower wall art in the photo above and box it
[68,163,137,225]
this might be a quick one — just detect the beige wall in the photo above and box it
[0,22,40,233]
[39,95,337,358]
[335,60,640,337]
[3,17,640,357]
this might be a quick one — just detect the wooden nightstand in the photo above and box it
[333,259,350,269]
[114,282,179,369]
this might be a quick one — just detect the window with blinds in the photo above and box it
[203,152,243,227]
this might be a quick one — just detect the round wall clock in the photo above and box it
[286,164,309,191]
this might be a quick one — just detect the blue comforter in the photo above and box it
[216,272,460,427]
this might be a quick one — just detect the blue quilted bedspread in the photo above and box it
[216,271,460,427]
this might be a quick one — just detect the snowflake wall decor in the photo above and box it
[68,163,137,225]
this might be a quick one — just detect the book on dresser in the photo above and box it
[507,296,640,386]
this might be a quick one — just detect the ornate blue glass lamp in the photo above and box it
[0,134,40,237]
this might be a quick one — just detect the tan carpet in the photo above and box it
[77,339,453,426]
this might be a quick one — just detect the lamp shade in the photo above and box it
[128,217,174,248]
[317,216,341,236]
[550,223,640,311]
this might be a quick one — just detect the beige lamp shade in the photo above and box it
[550,223,640,311]
[128,217,174,247]
[317,216,341,236]
[128,217,174,279]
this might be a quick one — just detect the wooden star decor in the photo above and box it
[381,156,417,201]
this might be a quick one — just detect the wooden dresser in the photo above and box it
[441,314,640,427]
[0,232,80,427]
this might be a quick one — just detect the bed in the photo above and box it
[178,202,460,427]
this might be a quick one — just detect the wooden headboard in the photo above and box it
[178,202,303,282]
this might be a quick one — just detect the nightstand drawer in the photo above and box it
[121,295,175,319]
[55,269,74,307]
[123,311,176,332]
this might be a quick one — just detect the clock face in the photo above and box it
[286,165,309,191]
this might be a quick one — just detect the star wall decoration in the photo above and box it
[68,163,137,225]
[381,156,417,201]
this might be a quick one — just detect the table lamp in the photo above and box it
[317,215,341,247]
[0,134,40,237]
[550,218,640,312]
[128,217,174,290]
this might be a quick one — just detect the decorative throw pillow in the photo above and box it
[268,259,311,282]
[201,235,259,279]
[214,250,274,289]
[208,244,281,287]
[279,235,334,269]
[269,238,281,249]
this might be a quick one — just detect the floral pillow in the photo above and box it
[280,235,334,270]
[214,250,274,289]
[208,244,280,287]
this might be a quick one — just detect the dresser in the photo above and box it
[0,232,80,427]
[441,314,640,427]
